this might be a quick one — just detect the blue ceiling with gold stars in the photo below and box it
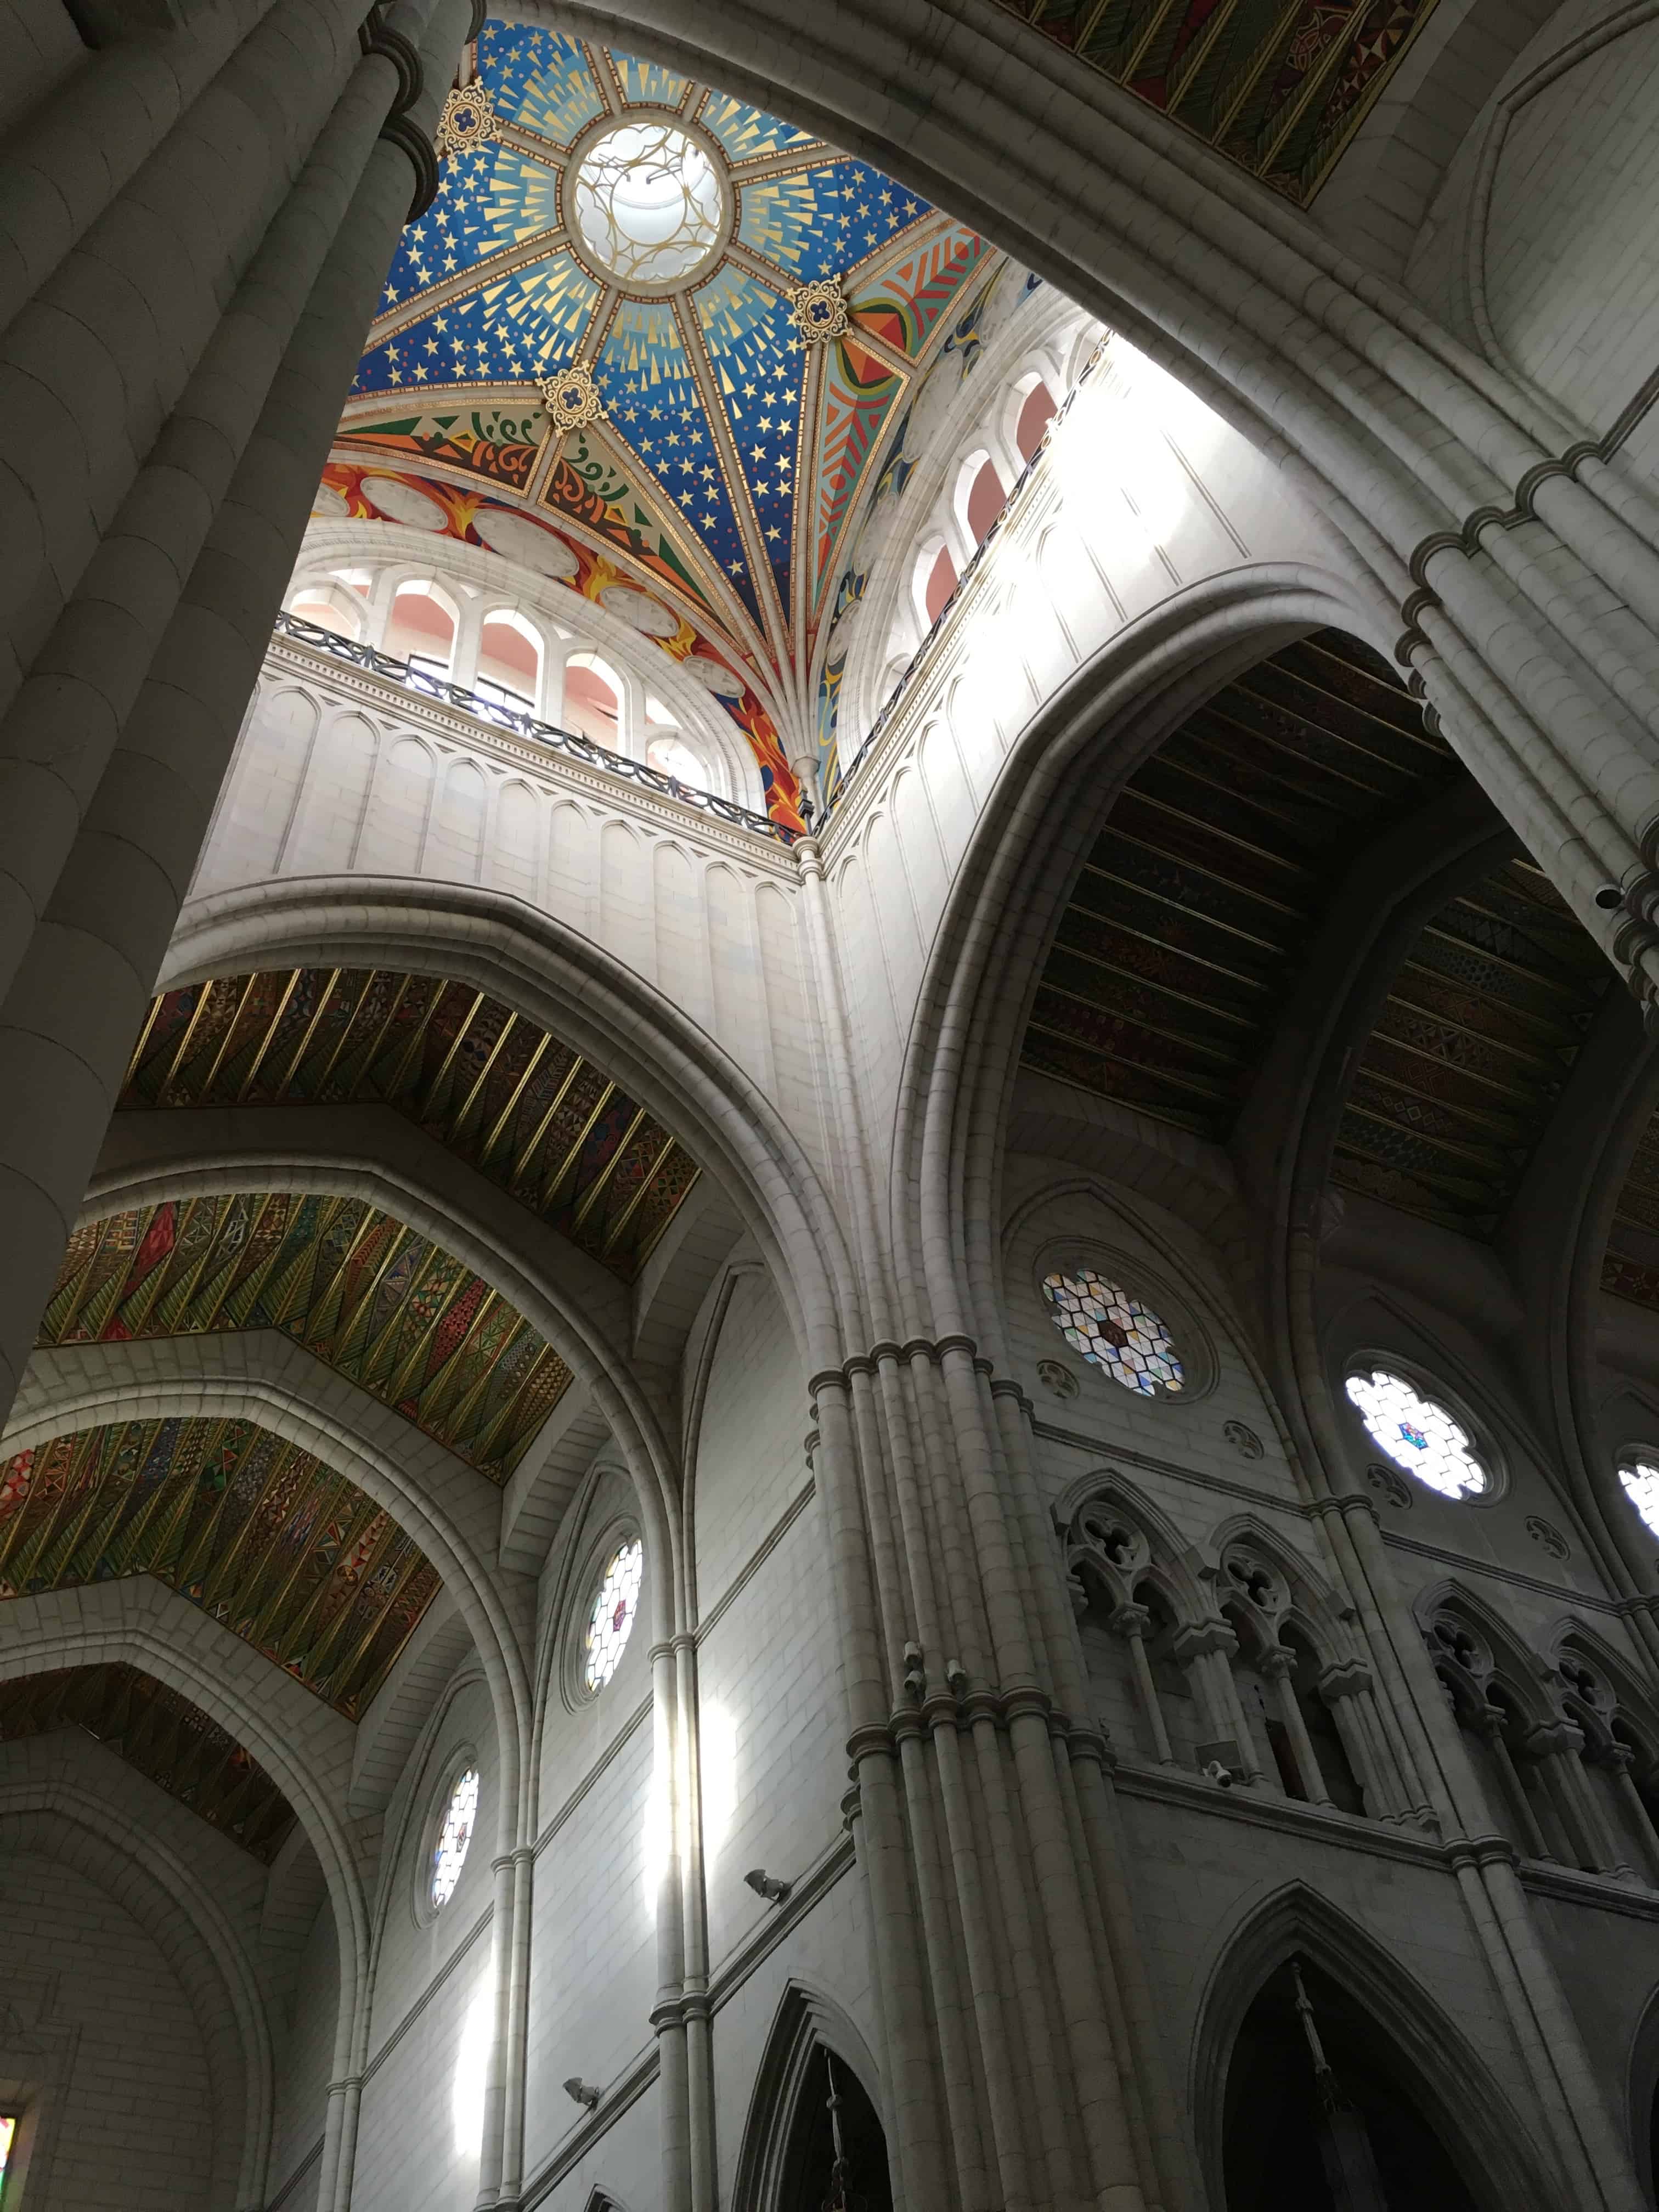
[338,25,996,746]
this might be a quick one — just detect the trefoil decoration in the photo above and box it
[787,275,849,347]
[436,80,498,159]
[538,358,605,432]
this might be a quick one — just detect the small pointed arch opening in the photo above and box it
[733,1984,893,2212]
[385,577,459,674]
[1222,1956,1483,2211]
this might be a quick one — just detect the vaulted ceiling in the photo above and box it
[42,1195,567,1482]
[0,1663,296,1862]
[1330,856,1609,1234]
[1023,630,1459,1135]
[0,1418,438,1722]
[320,23,1002,826]
[994,0,1447,205]
[123,967,700,1284]
[1022,629,1612,1238]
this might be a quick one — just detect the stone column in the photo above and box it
[1110,1600,1174,1764]
[0,0,476,1425]
[1601,1745,1659,1882]
[1261,1646,1334,1808]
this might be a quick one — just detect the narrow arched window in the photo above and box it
[964,455,1005,543]
[1014,379,1057,462]
[922,542,957,626]
[565,652,623,746]
[385,579,458,676]
[478,610,541,707]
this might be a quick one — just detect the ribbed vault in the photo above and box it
[0,1662,296,1861]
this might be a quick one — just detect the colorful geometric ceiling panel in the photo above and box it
[331,22,998,780]
[1022,631,1458,1136]
[42,1195,568,1485]
[1331,857,1608,1234]
[121,968,700,1284]
[0,1419,439,1722]
[0,1663,297,1862]
[992,0,1447,204]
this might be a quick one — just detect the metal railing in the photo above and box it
[271,610,794,845]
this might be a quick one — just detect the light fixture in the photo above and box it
[563,2078,600,2111]
[744,1867,791,1905]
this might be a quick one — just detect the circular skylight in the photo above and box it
[572,122,725,287]
[1345,1368,1489,1499]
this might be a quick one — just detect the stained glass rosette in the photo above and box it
[1619,1462,1659,1536]
[0,2116,14,2194]
[430,1766,480,1910]
[584,1538,644,1691]
[1345,1370,1489,1500]
[1042,1268,1184,1397]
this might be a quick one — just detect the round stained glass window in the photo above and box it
[571,122,725,287]
[584,1538,644,1692]
[1345,1369,1489,1500]
[1042,1268,1184,1397]
[430,1765,479,1911]
[1618,1460,1659,1536]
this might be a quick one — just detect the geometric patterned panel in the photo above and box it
[121,968,700,1285]
[0,1418,440,1721]
[1022,630,1459,1138]
[989,0,1448,206]
[0,1662,297,1861]
[1333,857,1608,1234]
[42,1194,571,1485]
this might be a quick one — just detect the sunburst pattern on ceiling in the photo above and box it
[322,25,997,826]
[122,968,699,1284]
[992,0,1446,204]
[42,1195,569,1483]
[1022,631,1458,1133]
[0,1663,297,1861]
[0,1419,440,1721]
[1331,857,1607,1233]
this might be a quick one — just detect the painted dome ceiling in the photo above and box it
[320,24,999,827]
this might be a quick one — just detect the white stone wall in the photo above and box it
[352,1671,501,2212]
[267,1902,340,2212]
[1406,0,1659,454]
[821,337,1340,1159]
[0,1847,216,2211]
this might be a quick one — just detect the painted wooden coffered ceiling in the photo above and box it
[0,1417,438,1724]
[1022,629,1610,1237]
[1330,857,1607,1235]
[0,1662,296,1862]
[1023,630,1459,1132]
[319,23,1000,828]
[123,967,699,1284]
[993,0,1445,204]
[42,1195,567,1483]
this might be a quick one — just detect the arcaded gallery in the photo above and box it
[3,0,1659,2205]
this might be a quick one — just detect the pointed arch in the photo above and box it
[730,1980,889,2212]
[1410,1578,1556,1726]
[1190,1881,1556,2212]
